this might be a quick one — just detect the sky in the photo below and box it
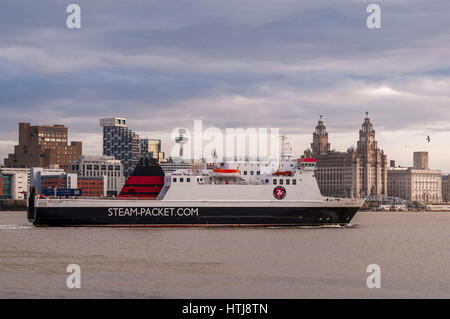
[1,0,450,172]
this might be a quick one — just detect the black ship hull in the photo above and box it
[27,205,360,227]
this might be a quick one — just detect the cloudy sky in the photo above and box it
[1,0,450,171]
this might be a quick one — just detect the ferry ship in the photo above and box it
[27,154,364,227]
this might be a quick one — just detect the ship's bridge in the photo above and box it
[298,158,317,170]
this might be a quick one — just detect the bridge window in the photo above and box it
[180,178,184,182]
[173,178,177,182]
[286,179,290,185]
[279,179,283,185]
[187,178,190,182]
[293,179,296,185]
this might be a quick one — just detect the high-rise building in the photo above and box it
[304,114,388,198]
[140,138,165,163]
[3,123,82,172]
[388,152,442,203]
[100,118,164,178]
[70,155,124,196]
[100,118,142,178]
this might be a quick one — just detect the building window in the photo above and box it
[279,179,283,185]
[273,179,277,185]
[173,178,177,182]
[286,179,290,185]
[293,179,296,185]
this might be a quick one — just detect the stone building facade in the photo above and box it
[305,114,388,198]
[388,153,442,203]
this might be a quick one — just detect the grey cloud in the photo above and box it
[0,0,450,168]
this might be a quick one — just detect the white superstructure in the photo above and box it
[156,157,357,205]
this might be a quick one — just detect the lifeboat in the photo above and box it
[212,168,240,178]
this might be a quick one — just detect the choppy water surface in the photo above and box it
[0,211,448,298]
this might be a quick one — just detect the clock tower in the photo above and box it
[356,112,387,197]
[357,112,377,150]
[311,115,330,156]
[304,112,388,199]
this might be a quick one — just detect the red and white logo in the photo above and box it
[273,186,286,200]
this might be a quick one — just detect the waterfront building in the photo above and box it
[140,138,165,163]
[77,176,106,198]
[0,175,4,197]
[38,172,106,198]
[29,167,66,194]
[388,152,442,203]
[0,174,13,199]
[41,173,78,190]
[441,175,450,202]
[70,155,124,197]
[3,123,82,172]
[413,152,429,169]
[100,118,163,178]
[304,114,388,198]
[0,167,29,200]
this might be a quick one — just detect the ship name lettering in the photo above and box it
[108,207,199,217]
[177,208,199,216]
[107,208,115,216]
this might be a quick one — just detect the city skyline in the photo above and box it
[1,115,446,174]
[1,1,450,171]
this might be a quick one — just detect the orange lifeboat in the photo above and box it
[212,168,240,178]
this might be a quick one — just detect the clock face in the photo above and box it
[361,136,365,142]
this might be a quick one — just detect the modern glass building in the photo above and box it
[100,118,163,178]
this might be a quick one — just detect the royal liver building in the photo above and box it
[304,114,388,198]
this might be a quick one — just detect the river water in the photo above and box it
[0,211,448,298]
